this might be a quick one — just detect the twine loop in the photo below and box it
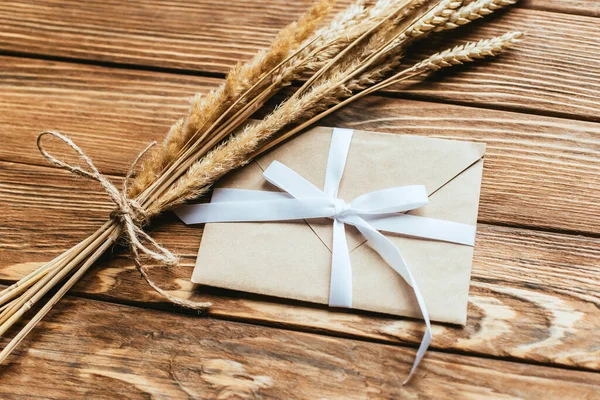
[37,131,178,269]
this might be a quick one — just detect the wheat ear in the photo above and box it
[435,0,518,32]
[407,31,523,71]
[303,0,368,70]
[401,0,463,38]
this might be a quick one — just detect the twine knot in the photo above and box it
[37,131,178,268]
[109,198,149,227]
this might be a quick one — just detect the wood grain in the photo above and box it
[523,0,600,17]
[0,1,598,395]
[1,56,598,234]
[1,160,599,371]
[1,3,600,120]
[0,295,598,399]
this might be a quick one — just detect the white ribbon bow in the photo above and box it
[176,128,476,383]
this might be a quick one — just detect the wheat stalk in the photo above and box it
[137,1,434,214]
[131,0,410,206]
[299,0,421,95]
[359,0,430,60]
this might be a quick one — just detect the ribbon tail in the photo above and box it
[347,215,432,384]
[403,287,432,384]
[328,219,353,308]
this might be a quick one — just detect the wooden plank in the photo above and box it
[523,0,600,17]
[1,161,599,371]
[0,295,598,399]
[1,56,598,234]
[1,3,600,120]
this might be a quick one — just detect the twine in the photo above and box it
[37,131,211,310]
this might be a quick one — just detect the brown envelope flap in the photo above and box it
[254,127,485,251]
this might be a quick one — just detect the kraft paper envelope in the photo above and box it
[191,126,485,325]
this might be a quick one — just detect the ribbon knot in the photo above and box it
[37,131,178,269]
[332,198,352,220]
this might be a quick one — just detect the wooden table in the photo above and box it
[1,1,599,398]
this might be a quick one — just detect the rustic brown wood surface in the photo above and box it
[0,1,599,398]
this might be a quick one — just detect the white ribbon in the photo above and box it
[176,128,476,383]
